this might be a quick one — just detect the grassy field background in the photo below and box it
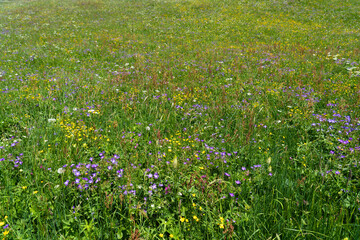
[1,0,360,239]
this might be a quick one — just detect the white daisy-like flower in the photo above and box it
[57,168,65,174]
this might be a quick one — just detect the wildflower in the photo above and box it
[224,172,230,177]
[57,168,65,174]
[48,118,56,123]
[159,233,164,238]
[165,185,171,194]
[235,180,241,184]
[229,193,234,197]
[3,230,9,236]
[33,191,38,194]
[169,234,174,238]
[0,222,4,227]
[219,224,224,229]
[22,186,27,190]
[180,217,185,222]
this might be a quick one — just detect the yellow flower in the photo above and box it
[22,186,27,190]
[0,222,4,227]
[33,191,38,194]
[3,230,9,236]
[343,238,349,240]
[180,217,185,222]
[169,234,174,238]
[192,193,196,197]
[219,224,224,229]
[159,233,164,238]
[4,216,7,220]
[192,203,196,207]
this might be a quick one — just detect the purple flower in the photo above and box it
[64,180,70,186]
[235,180,241,185]
[229,193,234,197]
[224,172,230,177]
[165,185,171,194]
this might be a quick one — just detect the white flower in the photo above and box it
[57,168,65,174]
[48,118,56,123]
[146,126,150,131]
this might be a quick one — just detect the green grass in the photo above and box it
[1,0,360,239]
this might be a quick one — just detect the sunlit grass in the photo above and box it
[0,0,360,239]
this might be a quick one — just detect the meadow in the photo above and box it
[0,0,360,239]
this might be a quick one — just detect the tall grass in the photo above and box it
[0,0,360,239]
